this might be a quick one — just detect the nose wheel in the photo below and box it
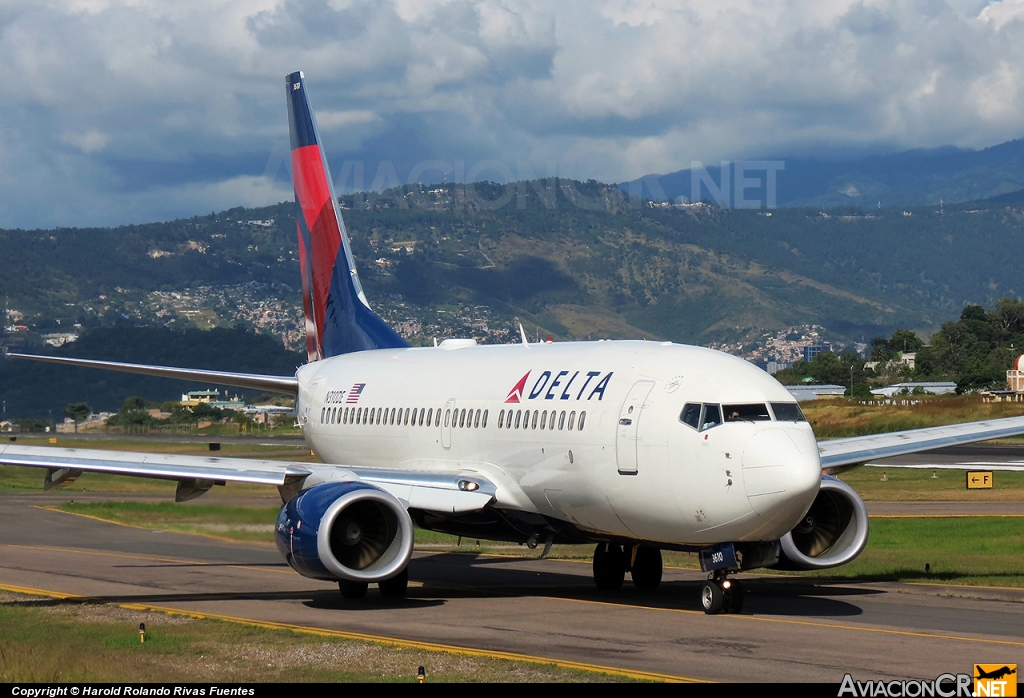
[701,573,743,615]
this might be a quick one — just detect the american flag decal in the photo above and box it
[346,383,366,403]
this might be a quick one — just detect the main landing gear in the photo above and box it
[700,572,743,615]
[338,567,409,599]
[592,543,663,591]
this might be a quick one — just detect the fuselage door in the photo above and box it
[441,398,456,449]
[616,380,655,475]
[302,376,325,427]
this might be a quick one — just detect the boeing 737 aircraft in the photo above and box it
[5,71,1024,614]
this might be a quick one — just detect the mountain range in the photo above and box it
[619,138,1024,208]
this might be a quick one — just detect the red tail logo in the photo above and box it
[505,372,531,403]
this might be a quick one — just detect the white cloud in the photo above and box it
[312,109,379,130]
[60,130,111,153]
[1,0,1023,228]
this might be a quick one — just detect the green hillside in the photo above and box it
[2,179,1024,354]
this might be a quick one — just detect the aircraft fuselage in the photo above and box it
[298,339,822,547]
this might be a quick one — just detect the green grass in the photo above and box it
[0,592,638,682]
[803,395,1024,439]
[58,501,281,541]
[795,517,1024,587]
[840,467,1024,501]
[56,502,1024,588]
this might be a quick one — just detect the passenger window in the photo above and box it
[435,408,442,427]
[701,404,722,431]
[578,411,586,430]
[482,410,488,428]
[531,411,539,429]
[498,409,505,428]
[680,403,701,430]
[444,409,450,427]
[568,411,576,430]
[558,411,566,430]
[515,410,522,429]
[540,410,547,430]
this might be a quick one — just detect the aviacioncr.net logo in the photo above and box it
[838,673,973,697]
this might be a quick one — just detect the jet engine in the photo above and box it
[275,481,414,582]
[774,475,869,570]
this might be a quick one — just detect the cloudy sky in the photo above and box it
[2,0,1024,229]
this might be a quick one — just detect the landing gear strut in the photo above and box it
[338,567,410,600]
[701,572,743,615]
[338,580,368,599]
[592,544,665,591]
[592,543,626,590]
[629,545,663,591]
[378,567,409,598]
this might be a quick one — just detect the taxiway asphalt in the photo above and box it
[1,491,1021,683]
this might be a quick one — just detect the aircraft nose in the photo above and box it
[742,428,821,533]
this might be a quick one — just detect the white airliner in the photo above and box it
[5,71,1024,614]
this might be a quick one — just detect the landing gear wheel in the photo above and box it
[701,580,724,615]
[630,546,663,591]
[338,580,368,599]
[593,543,626,591]
[723,580,744,614]
[378,568,409,599]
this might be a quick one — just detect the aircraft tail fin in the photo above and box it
[286,71,408,361]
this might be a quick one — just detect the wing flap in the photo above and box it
[1,444,312,485]
[0,444,497,513]
[818,415,1024,472]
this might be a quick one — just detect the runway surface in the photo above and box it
[2,492,1022,683]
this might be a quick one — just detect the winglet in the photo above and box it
[286,71,408,361]
[518,322,529,346]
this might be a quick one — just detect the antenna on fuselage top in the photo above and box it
[518,323,529,346]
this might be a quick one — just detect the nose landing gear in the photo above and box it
[701,572,743,615]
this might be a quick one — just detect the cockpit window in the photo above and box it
[771,402,806,422]
[723,403,772,422]
[680,403,701,430]
[700,403,722,431]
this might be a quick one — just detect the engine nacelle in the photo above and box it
[275,481,414,582]
[774,475,869,570]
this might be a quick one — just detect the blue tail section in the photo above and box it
[286,71,409,360]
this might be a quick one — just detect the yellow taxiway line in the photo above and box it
[0,582,703,683]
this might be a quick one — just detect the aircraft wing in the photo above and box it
[0,444,496,513]
[6,353,298,395]
[818,415,1024,474]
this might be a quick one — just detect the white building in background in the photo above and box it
[870,382,957,397]
[786,384,847,401]
[1009,354,1024,393]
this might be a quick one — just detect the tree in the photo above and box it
[63,402,91,433]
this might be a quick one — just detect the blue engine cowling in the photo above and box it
[275,481,414,582]
[772,475,870,570]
